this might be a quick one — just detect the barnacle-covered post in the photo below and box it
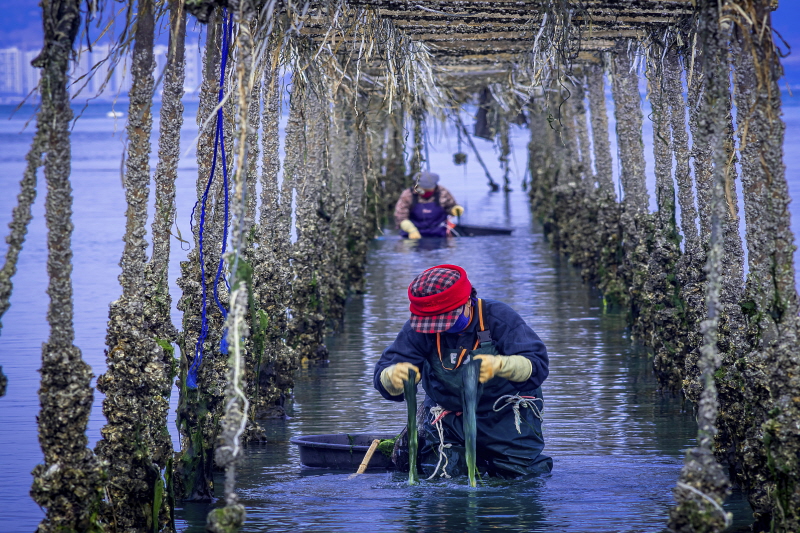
[330,85,369,295]
[315,81,347,331]
[557,81,586,256]
[410,106,425,176]
[239,51,263,436]
[29,0,106,530]
[0,72,45,337]
[704,33,748,477]
[674,40,713,406]
[250,41,297,418]
[682,29,746,406]
[642,47,685,391]
[668,155,732,532]
[382,102,408,225]
[363,98,388,226]
[144,0,186,344]
[0,18,47,398]
[206,1,255,530]
[175,13,231,502]
[227,14,268,441]
[140,0,187,481]
[287,65,329,362]
[498,118,512,192]
[527,93,559,232]
[664,45,704,394]
[586,62,614,195]
[610,41,652,322]
[346,96,372,293]
[563,76,597,271]
[95,0,174,528]
[732,1,800,528]
[585,59,625,304]
[669,9,735,531]
[541,79,582,257]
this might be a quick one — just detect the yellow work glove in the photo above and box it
[400,219,421,239]
[450,205,465,217]
[472,354,532,384]
[380,362,422,396]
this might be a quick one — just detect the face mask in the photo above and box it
[445,307,470,333]
[420,189,435,199]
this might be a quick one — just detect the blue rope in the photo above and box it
[188,9,233,389]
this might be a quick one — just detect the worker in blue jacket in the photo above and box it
[373,264,553,478]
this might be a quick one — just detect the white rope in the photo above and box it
[675,482,733,528]
[229,288,250,458]
[492,394,543,434]
[426,406,452,480]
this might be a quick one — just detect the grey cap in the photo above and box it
[415,171,440,189]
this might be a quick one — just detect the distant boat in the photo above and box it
[106,111,125,118]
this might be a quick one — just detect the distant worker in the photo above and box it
[395,171,465,239]
[373,264,553,478]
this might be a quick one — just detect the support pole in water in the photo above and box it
[462,359,481,487]
[454,114,499,192]
[404,368,418,485]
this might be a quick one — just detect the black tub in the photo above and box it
[452,224,513,237]
[290,433,398,470]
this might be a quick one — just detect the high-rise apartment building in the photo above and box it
[0,43,203,100]
[22,50,40,95]
[0,47,23,94]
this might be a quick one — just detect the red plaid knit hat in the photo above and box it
[408,264,472,333]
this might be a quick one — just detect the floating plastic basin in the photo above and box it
[290,433,397,470]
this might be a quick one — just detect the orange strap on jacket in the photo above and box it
[436,298,487,371]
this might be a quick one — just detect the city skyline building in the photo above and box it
[0,43,203,103]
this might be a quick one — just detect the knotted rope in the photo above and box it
[492,394,543,434]
[187,9,233,389]
[426,405,459,480]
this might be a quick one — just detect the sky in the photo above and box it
[1,1,799,87]
[772,1,800,90]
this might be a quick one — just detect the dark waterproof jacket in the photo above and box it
[373,299,549,412]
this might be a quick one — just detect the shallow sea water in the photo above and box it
[2,94,800,531]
